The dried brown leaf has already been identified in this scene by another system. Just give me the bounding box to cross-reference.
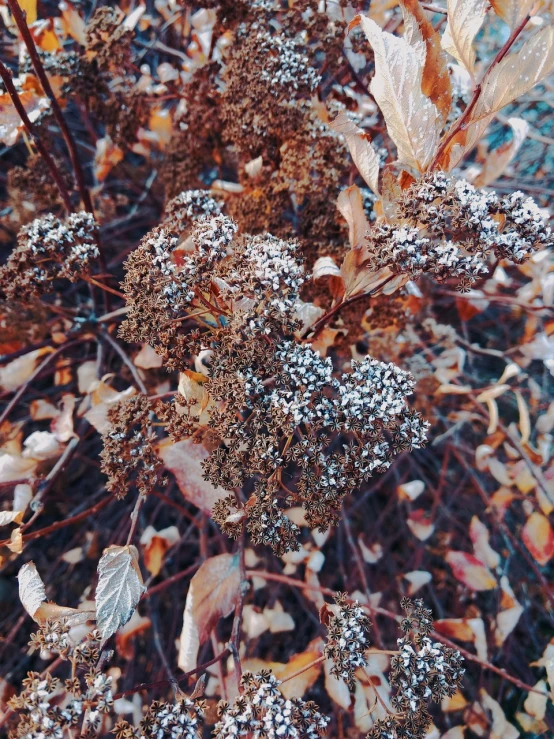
[178,553,241,672]
[441,25,554,169]
[329,113,380,194]
[17,561,46,620]
[400,0,452,124]
[490,0,534,30]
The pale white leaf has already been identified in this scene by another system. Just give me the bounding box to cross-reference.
[0,510,20,526]
[441,0,489,79]
[523,680,548,720]
[324,657,352,709]
[329,113,380,194]
[356,14,442,171]
[95,545,146,643]
[18,562,46,620]
[312,256,341,280]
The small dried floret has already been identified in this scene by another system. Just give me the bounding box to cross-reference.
[387,173,552,289]
[214,670,329,739]
[325,594,371,688]
[164,189,222,234]
[0,213,99,301]
[100,395,163,498]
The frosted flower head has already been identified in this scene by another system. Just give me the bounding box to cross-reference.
[324,594,371,689]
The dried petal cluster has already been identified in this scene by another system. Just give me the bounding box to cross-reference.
[368,173,552,291]
[100,396,164,498]
[324,593,371,688]
[214,670,329,739]
[368,598,465,739]
[0,213,98,300]
[113,698,205,739]
[120,211,428,552]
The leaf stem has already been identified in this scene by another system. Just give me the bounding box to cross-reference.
[0,59,72,212]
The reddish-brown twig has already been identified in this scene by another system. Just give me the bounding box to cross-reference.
[0,59,72,212]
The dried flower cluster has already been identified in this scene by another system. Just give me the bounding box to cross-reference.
[100,396,164,499]
[2,0,554,737]
[214,670,329,739]
[0,213,98,300]
[324,593,371,688]
[367,172,552,291]
[117,209,428,551]
[369,599,465,739]
[113,698,205,739]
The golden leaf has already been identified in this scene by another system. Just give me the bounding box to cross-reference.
[19,0,37,25]
[329,113,380,194]
[355,14,442,171]
[441,0,489,80]
[490,0,535,30]
[522,512,554,565]
[446,550,497,591]
[336,185,370,249]
[400,0,453,124]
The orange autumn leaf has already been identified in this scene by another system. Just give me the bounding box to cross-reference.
[446,551,497,591]
[522,512,554,566]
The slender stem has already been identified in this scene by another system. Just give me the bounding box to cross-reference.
[363,668,393,715]
[101,330,148,394]
[229,533,247,688]
[126,492,147,545]
[431,13,531,170]
[114,649,231,699]
[7,0,93,214]
[0,59,72,211]
[279,655,325,684]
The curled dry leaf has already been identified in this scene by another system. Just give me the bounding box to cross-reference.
[0,347,53,393]
[469,516,500,570]
[352,14,441,171]
[17,562,46,620]
[329,113,380,195]
[337,184,370,250]
[178,553,241,672]
[95,544,146,643]
[159,438,228,515]
[521,512,554,566]
[0,91,49,147]
[441,0,489,80]
[474,117,529,187]
[446,550,497,591]
[140,525,180,577]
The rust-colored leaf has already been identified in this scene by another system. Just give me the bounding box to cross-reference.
[522,512,554,566]
[400,0,452,125]
[446,550,497,591]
